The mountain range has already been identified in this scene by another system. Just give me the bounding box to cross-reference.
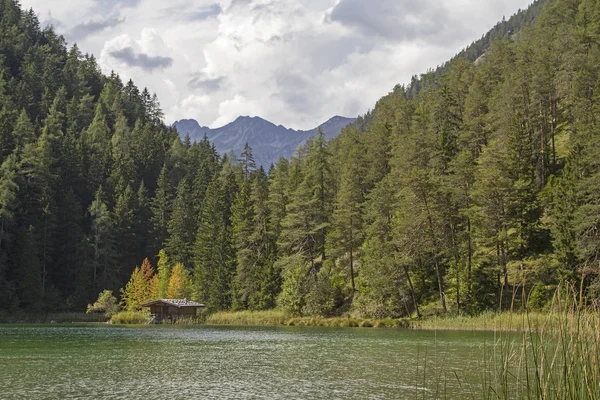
[173,115,356,167]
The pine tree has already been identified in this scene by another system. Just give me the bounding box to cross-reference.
[327,133,366,294]
[11,109,35,154]
[89,187,117,292]
[82,102,112,193]
[193,177,223,305]
[165,177,195,268]
[18,127,58,297]
[358,175,421,318]
[0,154,18,252]
[52,187,85,305]
[267,157,289,241]
[110,113,135,191]
[150,165,172,254]
[239,142,256,179]
[0,71,17,160]
[193,173,235,311]
[113,184,137,279]
[14,226,43,311]
[249,168,278,309]
[167,136,188,186]
[303,131,333,262]
[0,154,19,306]
[134,181,151,263]
[280,131,332,270]
[231,179,255,309]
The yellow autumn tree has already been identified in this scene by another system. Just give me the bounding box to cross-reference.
[120,258,155,311]
[165,263,192,299]
[156,249,171,298]
[149,274,159,300]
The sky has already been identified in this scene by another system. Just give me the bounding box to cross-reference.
[21,0,534,130]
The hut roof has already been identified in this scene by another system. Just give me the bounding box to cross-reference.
[141,299,205,308]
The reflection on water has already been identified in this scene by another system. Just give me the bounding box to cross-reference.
[0,325,502,399]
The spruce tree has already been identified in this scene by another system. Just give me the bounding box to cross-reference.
[165,177,195,268]
[113,184,137,278]
[11,109,35,154]
[239,142,256,179]
[249,168,278,309]
[14,226,43,311]
[150,165,172,254]
[89,187,117,292]
[231,179,254,309]
[0,154,18,251]
[193,173,235,311]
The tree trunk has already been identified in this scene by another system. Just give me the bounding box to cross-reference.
[435,258,447,312]
[403,265,420,318]
[450,222,461,311]
[551,98,557,169]
[349,247,355,293]
[349,217,356,293]
[467,216,472,293]
[466,186,472,295]
[422,191,447,313]
[456,263,461,311]
[42,222,47,295]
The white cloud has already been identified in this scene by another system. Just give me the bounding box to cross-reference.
[22,0,535,129]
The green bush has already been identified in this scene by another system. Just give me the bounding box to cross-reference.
[86,290,118,318]
[527,282,549,311]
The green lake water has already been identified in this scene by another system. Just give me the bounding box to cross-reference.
[0,325,506,399]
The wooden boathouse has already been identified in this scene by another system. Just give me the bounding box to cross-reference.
[141,299,205,321]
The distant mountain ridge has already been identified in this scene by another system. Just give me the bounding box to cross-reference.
[173,115,356,167]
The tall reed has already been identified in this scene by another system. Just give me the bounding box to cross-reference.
[460,283,600,399]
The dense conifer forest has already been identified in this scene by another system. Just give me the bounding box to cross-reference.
[1,0,600,318]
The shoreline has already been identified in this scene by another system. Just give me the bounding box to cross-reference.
[0,310,579,333]
[201,310,570,332]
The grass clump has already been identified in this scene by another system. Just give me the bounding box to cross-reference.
[206,310,291,326]
[204,310,409,329]
[359,319,374,327]
[412,311,556,332]
[110,310,151,324]
[164,316,205,325]
[374,318,406,328]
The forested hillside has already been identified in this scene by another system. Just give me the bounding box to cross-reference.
[2,0,600,318]
[405,0,549,99]
[0,0,180,310]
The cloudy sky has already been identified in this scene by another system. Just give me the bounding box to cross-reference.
[21,0,534,129]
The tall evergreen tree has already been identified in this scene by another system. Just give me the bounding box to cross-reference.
[150,165,172,254]
[165,177,195,268]
[231,179,255,309]
[89,187,117,293]
[239,142,256,179]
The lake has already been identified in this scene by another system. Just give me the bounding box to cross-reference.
[0,325,506,399]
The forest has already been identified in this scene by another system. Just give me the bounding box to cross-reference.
[1,0,600,319]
